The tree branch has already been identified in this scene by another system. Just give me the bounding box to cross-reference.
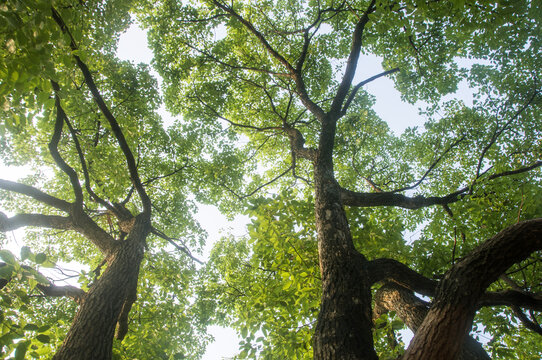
[340,187,465,209]
[50,81,84,205]
[62,106,116,213]
[1,262,85,302]
[404,218,542,360]
[341,67,399,116]
[374,282,490,360]
[36,283,85,302]
[367,257,542,313]
[391,135,466,193]
[0,212,73,232]
[511,306,542,335]
[341,159,542,209]
[51,7,152,217]
[219,165,294,201]
[284,125,318,161]
[330,0,376,115]
[473,90,538,183]
[0,179,72,212]
[212,0,325,119]
[151,227,203,265]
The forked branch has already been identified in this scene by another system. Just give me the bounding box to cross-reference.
[51,7,151,217]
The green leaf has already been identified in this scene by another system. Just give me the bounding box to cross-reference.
[15,340,29,360]
[20,246,32,261]
[0,264,13,279]
[23,323,40,331]
[35,334,51,343]
[0,250,16,265]
[34,253,46,264]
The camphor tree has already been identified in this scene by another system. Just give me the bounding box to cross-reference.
[0,0,231,359]
[140,0,542,359]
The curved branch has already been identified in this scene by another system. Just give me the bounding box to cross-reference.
[341,160,541,209]
[0,262,85,302]
[37,283,85,302]
[62,110,116,213]
[374,282,490,360]
[341,67,399,116]
[330,0,376,115]
[511,306,542,335]
[366,258,437,297]
[212,0,325,119]
[51,7,151,217]
[404,218,542,360]
[474,90,538,181]
[367,257,542,312]
[50,81,84,205]
[0,179,71,212]
[284,126,318,161]
[391,135,466,193]
[340,187,465,209]
[219,165,295,201]
[0,212,73,232]
[0,183,116,254]
[151,227,203,265]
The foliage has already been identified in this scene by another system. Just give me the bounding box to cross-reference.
[0,0,238,358]
[0,0,541,358]
[139,0,542,358]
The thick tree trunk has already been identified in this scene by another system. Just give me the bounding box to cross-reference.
[312,159,377,360]
[53,214,150,360]
[374,282,490,360]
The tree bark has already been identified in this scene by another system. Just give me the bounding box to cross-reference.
[374,282,490,360]
[52,214,150,360]
[312,144,377,359]
[403,218,542,360]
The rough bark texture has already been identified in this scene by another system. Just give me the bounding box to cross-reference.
[403,218,542,360]
[52,214,150,360]
[374,282,490,360]
[312,175,376,360]
[312,122,377,360]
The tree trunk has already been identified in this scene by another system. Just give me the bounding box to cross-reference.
[374,282,490,360]
[53,214,150,360]
[312,158,377,360]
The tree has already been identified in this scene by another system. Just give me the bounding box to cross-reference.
[140,0,542,359]
[0,1,221,358]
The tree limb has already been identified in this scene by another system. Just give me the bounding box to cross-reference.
[0,212,73,232]
[391,135,466,193]
[51,6,152,217]
[151,227,203,265]
[341,160,542,209]
[340,187,465,209]
[36,283,85,302]
[0,262,85,302]
[511,306,542,335]
[341,67,399,116]
[374,282,490,360]
[62,104,116,214]
[212,0,325,119]
[330,0,375,115]
[404,218,542,360]
[367,257,542,312]
[50,81,84,205]
[0,179,72,212]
